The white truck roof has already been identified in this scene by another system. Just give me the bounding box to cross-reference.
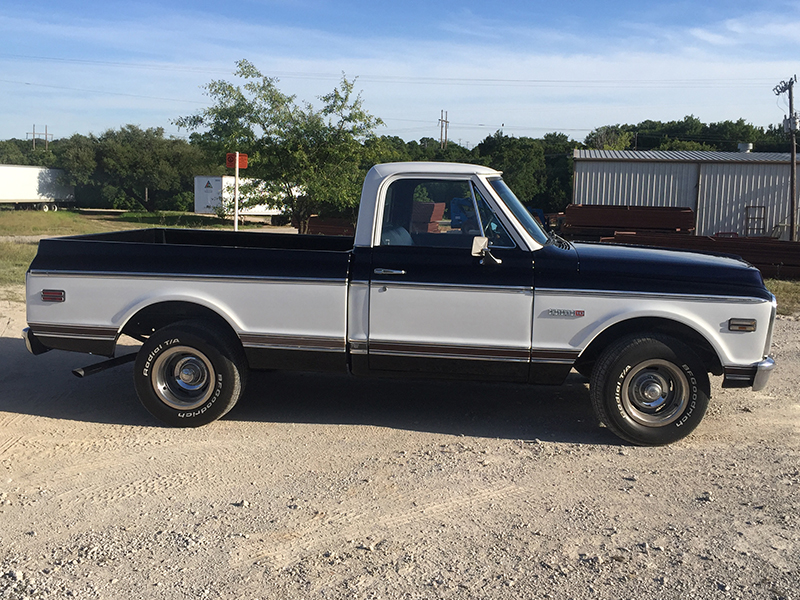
[365,161,502,178]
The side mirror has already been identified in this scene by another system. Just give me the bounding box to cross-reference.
[471,236,489,257]
[471,236,503,265]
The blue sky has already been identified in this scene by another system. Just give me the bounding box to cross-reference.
[2,1,799,147]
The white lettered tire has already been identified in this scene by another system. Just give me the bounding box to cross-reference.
[134,320,247,427]
[590,334,710,445]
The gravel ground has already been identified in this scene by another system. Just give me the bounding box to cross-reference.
[0,286,798,599]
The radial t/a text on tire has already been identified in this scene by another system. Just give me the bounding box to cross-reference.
[590,334,710,445]
[134,320,247,427]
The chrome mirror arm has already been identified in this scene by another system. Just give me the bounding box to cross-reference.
[471,236,503,265]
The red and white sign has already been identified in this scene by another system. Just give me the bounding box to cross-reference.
[226,153,248,169]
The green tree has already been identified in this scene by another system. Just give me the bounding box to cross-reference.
[0,140,29,165]
[584,125,633,150]
[366,136,411,164]
[0,138,57,167]
[536,132,578,213]
[176,60,384,233]
[476,132,546,203]
[54,126,210,210]
[655,137,716,151]
[54,134,97,185]
[606,115,787,152]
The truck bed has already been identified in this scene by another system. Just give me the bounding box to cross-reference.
[28,228,354,281]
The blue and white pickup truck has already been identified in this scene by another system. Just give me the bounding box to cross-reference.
[23,162,776,445]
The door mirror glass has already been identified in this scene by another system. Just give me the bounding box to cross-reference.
[471,236,489,257]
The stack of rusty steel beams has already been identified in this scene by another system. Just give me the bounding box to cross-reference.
[561,205,695,241]
[608,232,800,279]
[305,216,355,236]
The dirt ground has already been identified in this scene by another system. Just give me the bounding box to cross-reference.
[0,285,798,599]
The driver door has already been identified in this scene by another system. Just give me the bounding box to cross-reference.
[367,177,534,381]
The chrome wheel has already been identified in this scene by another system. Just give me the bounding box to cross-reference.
[620,359,688,427]
[151,345,216,410]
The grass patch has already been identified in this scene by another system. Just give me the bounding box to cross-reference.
[117,211,231,228]
[0,209,261,237]
[0,242,38,286]
[765,279,800,315]
[0,210,141,237]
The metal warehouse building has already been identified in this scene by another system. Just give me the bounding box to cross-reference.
[572,149,798,237]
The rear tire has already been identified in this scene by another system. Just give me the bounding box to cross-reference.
[134,320,247,427]
[590,334,709,445]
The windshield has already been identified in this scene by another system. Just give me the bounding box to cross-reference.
[488,178,550,246]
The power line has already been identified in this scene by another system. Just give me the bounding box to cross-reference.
[0,54,777,88]
[0,79,207,104]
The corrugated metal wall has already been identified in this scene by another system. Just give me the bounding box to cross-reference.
[573,161,699,209]
[695,163,791,236]
[574,158,797,236]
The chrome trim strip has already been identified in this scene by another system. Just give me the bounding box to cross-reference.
[365,341,579,364]
[28,270,346,286]
[369,341,529,362]
[530,349,581,364]
[239,333,345,353]
[536,287,769,304]
[371,281,532,294]
[29,323,118,340]
[371,349,529,363]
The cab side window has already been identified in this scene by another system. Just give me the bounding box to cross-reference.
[380,178,511,248]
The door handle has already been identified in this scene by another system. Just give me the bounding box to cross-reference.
[373,268,406,275]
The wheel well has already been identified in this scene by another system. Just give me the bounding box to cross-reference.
[575,317,723,377]
[121,301,239,344]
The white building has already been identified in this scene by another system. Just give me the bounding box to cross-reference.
[572,150,798,237]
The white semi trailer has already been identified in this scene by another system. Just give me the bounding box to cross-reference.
[0,165,74,211]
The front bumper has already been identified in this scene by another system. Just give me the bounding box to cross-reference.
[752,357,775,391]
[722,357,775,391]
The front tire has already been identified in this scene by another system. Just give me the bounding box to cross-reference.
[134,320,247,427]
[590,334,709,445]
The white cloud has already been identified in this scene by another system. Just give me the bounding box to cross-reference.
[1,3,798,144]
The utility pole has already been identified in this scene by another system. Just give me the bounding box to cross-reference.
[26,125,53,151]
[774,76,798,241]
[439,110,449,149]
